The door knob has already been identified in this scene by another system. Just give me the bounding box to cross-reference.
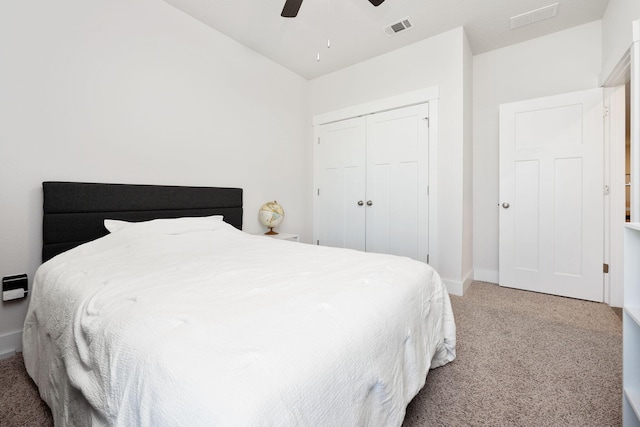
[357,200,364,206]
[366,200,373,206]
[502,202,510,209]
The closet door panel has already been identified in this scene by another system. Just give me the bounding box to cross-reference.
[316,117,366,250]
[366,104,429,261]
[368,163,391,255]
[393,163,419,258]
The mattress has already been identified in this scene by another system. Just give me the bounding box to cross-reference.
[23,217,456,426]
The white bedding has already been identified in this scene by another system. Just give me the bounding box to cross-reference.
[23,219,456,426]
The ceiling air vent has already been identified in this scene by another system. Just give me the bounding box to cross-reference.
[384,17,413,37]
[510,3,558,29]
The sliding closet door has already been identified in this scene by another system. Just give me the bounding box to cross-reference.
[315,117,366,250]
[366,104,430,261]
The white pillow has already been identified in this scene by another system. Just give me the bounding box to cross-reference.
[104,215,225,234]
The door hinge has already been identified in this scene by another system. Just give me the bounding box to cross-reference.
[427,185,429,196]
[603,263,609,273]
[427,254,430,264]
[317,188,320,196]
[317,137,321,144]
[317,240,320,245]
[603,106,609,118]
[423,117,429,127]
[604,185,610,196]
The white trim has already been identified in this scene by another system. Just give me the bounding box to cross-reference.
[312,126,321,247]
[603,88,611,305]
[427,99,439,274]
[601,50,631,87]
[312,86,439,126]
[632,22,640,223]
[443,279,464,296]
[0,329,23,359]
[443,269,473,296]
[604,86,627,307]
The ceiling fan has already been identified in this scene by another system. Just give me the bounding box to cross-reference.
[281,0,385,18]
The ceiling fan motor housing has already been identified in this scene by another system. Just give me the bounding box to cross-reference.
[281,0,385,18]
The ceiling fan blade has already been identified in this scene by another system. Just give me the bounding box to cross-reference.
[281,0,304,17]
[368,0,385,6]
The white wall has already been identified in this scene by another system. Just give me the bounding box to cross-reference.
[310,27,470,292]
[601,0,640,82]
[472,21,602,283]
[0,0,310,354]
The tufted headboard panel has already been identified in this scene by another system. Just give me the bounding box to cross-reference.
[42,182,243,262]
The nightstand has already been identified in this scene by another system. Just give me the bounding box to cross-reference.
[263,233,299,242]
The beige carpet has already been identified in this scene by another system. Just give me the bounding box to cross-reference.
[0,281,621,426]
[0,351,52,426]
[404,282,622,426]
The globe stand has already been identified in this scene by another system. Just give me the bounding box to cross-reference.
[265,227,278,235]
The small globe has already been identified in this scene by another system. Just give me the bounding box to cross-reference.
[259,201,284,234]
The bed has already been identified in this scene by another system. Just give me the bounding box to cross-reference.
[23,182,456,426]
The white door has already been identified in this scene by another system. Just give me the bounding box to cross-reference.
[499,88,604,302]
[366,104,429,261]
[315,116,366,250]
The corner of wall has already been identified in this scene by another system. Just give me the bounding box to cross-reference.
[462,25,474,281]
[443,269,473,296]
[473,268,499,284]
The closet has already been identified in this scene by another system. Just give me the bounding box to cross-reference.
[313,103,430,263]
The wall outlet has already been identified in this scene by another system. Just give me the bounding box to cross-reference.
[3,288,26,301]
[2,274,28,301]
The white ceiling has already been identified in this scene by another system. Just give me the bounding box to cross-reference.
[162,0,609,80]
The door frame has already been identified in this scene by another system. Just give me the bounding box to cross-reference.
[603,85,626,307]
[601,19,639,307]
[312,87,440,270]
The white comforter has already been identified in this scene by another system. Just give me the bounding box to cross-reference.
[23,218,456,426]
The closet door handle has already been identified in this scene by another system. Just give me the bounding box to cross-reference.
[366,200,373,206]
[357,200,364,206]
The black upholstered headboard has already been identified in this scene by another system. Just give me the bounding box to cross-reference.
[42,182,243,262]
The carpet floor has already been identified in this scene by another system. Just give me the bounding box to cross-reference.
[0,281,622,426]
[404,281,622,426]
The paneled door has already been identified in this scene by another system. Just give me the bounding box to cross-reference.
[315,116,367,251]
[314,103,429,262]
[366,104,429,261]
[499,88,604,302]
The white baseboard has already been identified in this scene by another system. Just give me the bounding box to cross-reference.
[0,329,23,359]
[473,268,499,284]
[443,270,473,296]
